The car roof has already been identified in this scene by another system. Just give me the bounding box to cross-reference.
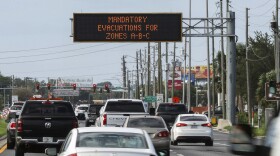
[179,114,207,117]
[106,99,143,102]
[77,127,145,134]
[128,115,163,119]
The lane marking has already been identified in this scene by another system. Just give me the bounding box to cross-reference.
[0,144,7,154]
[214,143,230,147]
[177,154,184,156]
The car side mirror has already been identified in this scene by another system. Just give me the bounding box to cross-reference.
[229,124,256,155]
[45,148,57,156]
[149,108,155,115]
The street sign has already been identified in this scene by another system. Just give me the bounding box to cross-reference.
[157,94,164,103]
[53,89,79,97]
[172,96,180,103]
[265,82,280,101]
[73,13,182,42]
[258,108,263,116]
[143,96,157,102]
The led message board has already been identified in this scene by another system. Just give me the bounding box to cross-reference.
[73,13,182,42]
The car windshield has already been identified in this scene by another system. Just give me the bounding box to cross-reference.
[21,101,75,116]
[127,118,165,128]
[180,116,207,121]
[78,106,88,110]
[157,104,187,113]
[10,106,22,110]
[105,101,145,112]
[77,132,148,149]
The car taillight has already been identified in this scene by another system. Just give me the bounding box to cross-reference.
[201,123,212,128]
[17,119,23,132]
[67,153,77,156]
[10,122,16,129]
[156,131,169,137]
[176,123,188,127]
[103,114,107,125]
[73,120,78,128]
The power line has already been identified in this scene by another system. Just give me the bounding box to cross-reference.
[0,44,133,64]
[0,43,77,53]
[251,0,273,9]
[0,44,106,59]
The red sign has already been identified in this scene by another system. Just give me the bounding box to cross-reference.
[168,80,182,90]
[172,97,180,103]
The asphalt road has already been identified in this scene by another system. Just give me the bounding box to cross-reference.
[0,121,235,156]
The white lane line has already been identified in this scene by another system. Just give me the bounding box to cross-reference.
[214,143,230,147]
[177,154,184,156]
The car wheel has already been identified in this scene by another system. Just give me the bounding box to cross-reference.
[205,140,213,146]
[15,145,25,156]
[7,139,14,149]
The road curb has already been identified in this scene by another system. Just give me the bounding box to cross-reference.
[0,135,7,149]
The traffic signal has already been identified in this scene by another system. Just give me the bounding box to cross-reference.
[47,83,51,90]
[105,84,110,93]
[93,84,97,93]
[269,81,276,98]
[73,84,76,90]
[36,84,40,90]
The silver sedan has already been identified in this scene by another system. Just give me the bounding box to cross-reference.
[123,115,170,156]
[45,127,158,156]
[170,114,213,146]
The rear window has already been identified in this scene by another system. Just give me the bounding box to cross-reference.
[89,105,103,114]
[180,116,207,121]
[77,132,148,149]
[157,104,187,113]
[127,118,165,128]
[105,101,145,112]
[21,101,74,116]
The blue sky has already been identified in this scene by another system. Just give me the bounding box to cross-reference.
[0,0,275,86]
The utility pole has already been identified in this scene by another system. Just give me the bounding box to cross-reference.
[246,8,252,125]
[165,42,169,102]
[11,75,14,96]
[127,70,130,98]
[153,46,156,97]
[172,42,176,98]
[147,42,151,97]
[220,0,226,119]
[182,38,187,104]
[158,42,162,94]
[276,0,280,110]
[188,0,192,111]
[212,19,216,116]
[206,0,211,119]
[140,50,144,99]
[226,11,236,125]
[136,51,140,99]
[122,56,126,98]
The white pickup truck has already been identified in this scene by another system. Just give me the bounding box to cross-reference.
[96,99,149,127]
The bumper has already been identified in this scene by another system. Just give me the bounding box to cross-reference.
[174,129,213,143]
[152,138,170,150]
[16,137,64,153]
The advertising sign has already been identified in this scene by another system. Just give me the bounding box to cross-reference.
[73,13,182,42]
[53,89,80,97]
[168,80,182,90]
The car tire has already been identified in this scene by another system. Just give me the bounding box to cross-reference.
[15,145,25,156]
[205,140,213,146]
[7,139,15,149]
[171,140,178,146]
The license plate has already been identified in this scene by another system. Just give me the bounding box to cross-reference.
[43,137,53,143]
[89,120,94,122]
[191,125,198,129]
